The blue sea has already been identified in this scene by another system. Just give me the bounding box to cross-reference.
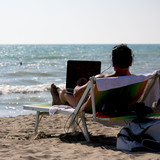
[0,44,160,117]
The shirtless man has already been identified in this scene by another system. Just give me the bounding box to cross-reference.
[51,44,133,107]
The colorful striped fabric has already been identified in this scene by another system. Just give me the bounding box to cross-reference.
[95,112,160,121]
[84,80,148,115]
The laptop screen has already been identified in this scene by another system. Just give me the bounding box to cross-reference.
[66,60,101,92]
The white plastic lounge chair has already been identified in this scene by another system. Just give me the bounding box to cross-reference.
[23,70,160,141]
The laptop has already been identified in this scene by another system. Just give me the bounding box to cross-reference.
[66,60,101,94]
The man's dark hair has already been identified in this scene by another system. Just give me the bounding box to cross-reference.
[112,44,133,68]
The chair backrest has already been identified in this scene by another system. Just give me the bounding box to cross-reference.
[84,80,148,114]
[83,70,160,117]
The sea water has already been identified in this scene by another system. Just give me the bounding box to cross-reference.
[0,44,160,117]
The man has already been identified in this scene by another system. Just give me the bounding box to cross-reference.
[51,44,133,107]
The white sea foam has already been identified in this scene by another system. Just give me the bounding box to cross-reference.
[0,84,65,95]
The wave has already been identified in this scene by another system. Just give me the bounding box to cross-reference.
[0,84,65,95]
[6,71,52,77]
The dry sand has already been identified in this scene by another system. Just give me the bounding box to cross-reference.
[0,114,160,160]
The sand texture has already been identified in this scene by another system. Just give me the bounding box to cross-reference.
[0,114,160,160]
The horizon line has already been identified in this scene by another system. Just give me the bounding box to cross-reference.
[0,43,160,45]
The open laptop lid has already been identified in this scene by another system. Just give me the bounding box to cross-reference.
[66,60,101,93]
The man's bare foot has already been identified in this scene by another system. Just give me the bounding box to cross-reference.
[50,84,62,105]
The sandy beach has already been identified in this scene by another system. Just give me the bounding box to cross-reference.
[0,114,159,160]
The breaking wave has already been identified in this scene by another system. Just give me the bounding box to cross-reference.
[0,84,65,95]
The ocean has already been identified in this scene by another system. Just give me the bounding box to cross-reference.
[0,44,160,117]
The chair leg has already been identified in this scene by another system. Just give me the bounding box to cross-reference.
[72,116,79,132]
[81,115,91,142]
[35,111,40,135]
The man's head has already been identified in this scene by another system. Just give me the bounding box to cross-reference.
[111,44,133,68]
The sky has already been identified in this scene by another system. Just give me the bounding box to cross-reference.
[0,0,160,44]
